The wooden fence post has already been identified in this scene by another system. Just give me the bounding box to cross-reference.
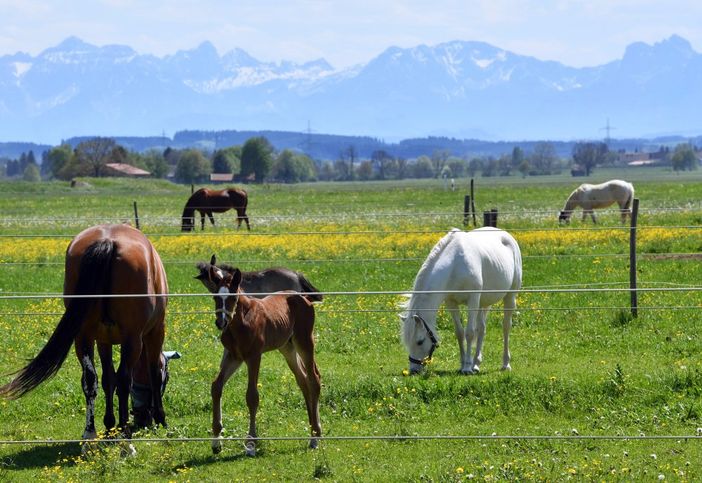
[133,201,140,230]
[191,184,194,194]
[483,209,498,227]
[629,198,639,318]
[464,195,471,226]
[470,178,477,227]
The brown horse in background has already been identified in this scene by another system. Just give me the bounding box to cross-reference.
[181,187,250,231]
[198,263,321,457]
[0,224,168,447]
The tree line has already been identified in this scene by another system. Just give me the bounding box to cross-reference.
[1,137,699,183]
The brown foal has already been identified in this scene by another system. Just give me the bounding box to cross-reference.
[199,264,321,456]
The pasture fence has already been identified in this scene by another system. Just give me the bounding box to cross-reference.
[1,433,701,447]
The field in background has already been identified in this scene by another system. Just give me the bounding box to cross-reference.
[0,170,700,481]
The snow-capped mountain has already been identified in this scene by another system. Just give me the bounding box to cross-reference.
[1,35,700,143]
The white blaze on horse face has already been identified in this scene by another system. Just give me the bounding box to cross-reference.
[215,286,236,329]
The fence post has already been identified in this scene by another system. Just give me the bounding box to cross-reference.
[191,184,194,194]
[490,208,498,227]
[463,195,471,226]
[133,201,140,230]
[470,178,477,227]
[629,198,639,318]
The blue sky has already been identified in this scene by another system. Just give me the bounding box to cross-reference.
[1,0,700,68]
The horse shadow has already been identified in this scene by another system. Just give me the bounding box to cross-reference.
[2,443,81,470]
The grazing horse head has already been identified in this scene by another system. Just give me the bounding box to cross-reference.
[558,210,572,224]
[400,313,439,374]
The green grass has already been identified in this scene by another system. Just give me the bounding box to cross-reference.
[0,171,701,481]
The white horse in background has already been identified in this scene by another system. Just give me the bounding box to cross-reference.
[559,179,635,224]
[400,227,522,375]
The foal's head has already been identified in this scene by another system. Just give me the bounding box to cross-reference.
[196,255,243,330]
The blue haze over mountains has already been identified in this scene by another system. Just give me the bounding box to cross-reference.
[1,35,701,151]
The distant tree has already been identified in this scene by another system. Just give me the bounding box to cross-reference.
[518,159,530,178]
[430,149,450,178]
[511,147,525,172]
[529,142,558,175]
[481,158,498,177]
[212,147,241,174]
[241,137,274,182]
[23,163,41,182]
[74,137,120,177]
[411,156,434,178]
[467,158,483,177]
[498,154,512,176]
[344,145,357,181]
[671,143,698,171]
[396,157,409,180]
[447,158,466,178]
[318,161,336,181]
[133,149,169,178]
[357,160,373,180]
[271,149,317,183]
[175,149,211,183]
[371,150,394,180]
[572,142,608,176]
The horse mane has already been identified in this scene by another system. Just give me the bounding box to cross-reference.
[400,228,460,347]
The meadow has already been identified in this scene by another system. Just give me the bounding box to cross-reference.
[0,168,701,481]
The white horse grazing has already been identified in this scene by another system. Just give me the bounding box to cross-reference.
[400,227,522,375]
[559,179,635,224]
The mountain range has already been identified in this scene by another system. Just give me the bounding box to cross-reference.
[1,35,701,144]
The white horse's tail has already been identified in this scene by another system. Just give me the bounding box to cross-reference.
[624,183,635,210]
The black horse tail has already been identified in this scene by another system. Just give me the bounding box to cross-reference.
[181,204,195,232]
[0,239,115,399]
[297,273,323,303]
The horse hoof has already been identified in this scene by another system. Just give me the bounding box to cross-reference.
[211,436,223,454]
[309,438,319,450]
[460,368,473,375]
[244,444,256,457]
[120,442,137,458]
[501,364,512,372]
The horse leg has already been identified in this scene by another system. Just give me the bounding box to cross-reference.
[142,325,166,427]
[244,355,262,457]
[211,349,242,454]
[285,338,322,449]
[207,212,215,227]
[97,343,116,430]
[472,308,489,373]
[116,339,142,437]
[200,211,206,230]
[446,302,468,373]
[236,209,250,231]
[463,294,481,375]
[501,293,516,371]
[76,340,98,442]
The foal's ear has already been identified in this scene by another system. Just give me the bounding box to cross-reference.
[194,262,218,293]
[210,254,217,266]
[231,268,243,289]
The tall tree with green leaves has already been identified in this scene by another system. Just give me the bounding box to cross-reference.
[671,143,698,171]
[572,142,608,176]
[241,137,274,182]
[175,149,211,183]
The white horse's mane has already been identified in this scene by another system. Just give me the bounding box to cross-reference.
[400,228,460,346]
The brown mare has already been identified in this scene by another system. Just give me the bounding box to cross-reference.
[0,224,168,447]
[181,187,250,232]
[198,263,321,456]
